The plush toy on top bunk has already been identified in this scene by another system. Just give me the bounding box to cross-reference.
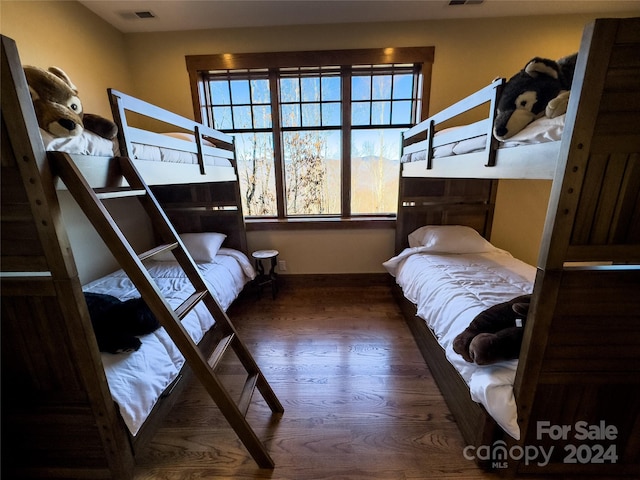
[23,65,117,140]
[453,295,531,365]
[493,53,577,140]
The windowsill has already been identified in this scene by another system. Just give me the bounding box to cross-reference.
[245,216,396,231]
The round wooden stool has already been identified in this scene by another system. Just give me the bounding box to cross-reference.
[251,249,279,299]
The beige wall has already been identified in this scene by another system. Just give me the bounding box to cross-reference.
[121,14,608,118]
[3,1,638,276]
[1,0,134,118]
[492,179,554,265]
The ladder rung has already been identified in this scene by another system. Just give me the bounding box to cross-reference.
[138,242,179,261]
[174,289,208,320]
[238,373,259,417]
[95,187,147,200]
[207,333,235,370]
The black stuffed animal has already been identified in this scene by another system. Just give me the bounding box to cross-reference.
[453,295,531,365]
[493,53,577,140]
[84,293,161,354]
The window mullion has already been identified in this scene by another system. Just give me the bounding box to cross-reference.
[368,70,374,125]
[389,65,395,123]
[228,76,236,130]
[417,63,429,122]
[269,68,286,219]
[201,72,213,126]
[248,74,255,130]
[297,73,303,128]
[341,66,351,218]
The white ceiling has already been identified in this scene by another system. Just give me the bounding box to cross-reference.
[78,0,640,33]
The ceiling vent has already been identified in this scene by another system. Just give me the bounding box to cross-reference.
[449,0,484,5]
[134,11,156,19]
[118,10,156,20]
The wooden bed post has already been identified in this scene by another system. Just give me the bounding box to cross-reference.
[1,34,135,480]
[512,17,640,477]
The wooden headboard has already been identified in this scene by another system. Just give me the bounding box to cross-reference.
[394,176,498,253]
[151,182,248,254]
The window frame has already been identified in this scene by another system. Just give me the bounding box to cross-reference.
[186,47,434,229]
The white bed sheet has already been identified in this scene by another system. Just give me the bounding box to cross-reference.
[384,248,536,440]
[131,142,232,167]
[42,128,119,156]
[82,248,255,436]
[402,114,565,163]
[42,128,232,167]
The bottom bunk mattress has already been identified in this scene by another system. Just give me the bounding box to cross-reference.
[384,228,535,440]
[82,247,255,436]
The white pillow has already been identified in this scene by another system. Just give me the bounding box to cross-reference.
[154,232,226,261]
[407,225,497,253]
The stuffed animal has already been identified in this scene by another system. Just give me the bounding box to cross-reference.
[493,53,577,140]
[84,293,161,354]
[453,295,531,365]
[23,65,117,140]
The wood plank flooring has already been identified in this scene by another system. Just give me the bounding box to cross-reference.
[132,275,499,479]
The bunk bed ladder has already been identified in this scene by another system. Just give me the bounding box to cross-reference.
[49,152,283,469]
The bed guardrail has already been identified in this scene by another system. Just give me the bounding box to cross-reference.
[403,78,504,169]
[108,88,236,175]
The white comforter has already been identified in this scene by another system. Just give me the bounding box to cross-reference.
[41,128,232,167]
[402,114,565,163]
[384,248,536,439]
[83,249,255,435]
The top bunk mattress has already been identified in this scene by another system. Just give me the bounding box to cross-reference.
[401,114,565,163]
[42,128,232,167]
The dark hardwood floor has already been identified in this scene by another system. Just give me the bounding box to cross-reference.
[133,275,499,479]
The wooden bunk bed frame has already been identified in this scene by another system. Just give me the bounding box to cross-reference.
[2,34,133,479]
[394,17,640,477]
[1,34,269,479]
[108,88,248,255]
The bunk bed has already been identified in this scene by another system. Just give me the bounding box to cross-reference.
[388,17,640,477]
[1,34,266,479]
[66,86,257,451]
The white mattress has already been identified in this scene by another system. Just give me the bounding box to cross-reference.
[82,248,255,435]
[130,142,232,167]
[384,248,536,440]
[402,114,565,163]
[42,128,232,167]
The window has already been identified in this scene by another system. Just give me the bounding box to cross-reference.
[186,48,433,224]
